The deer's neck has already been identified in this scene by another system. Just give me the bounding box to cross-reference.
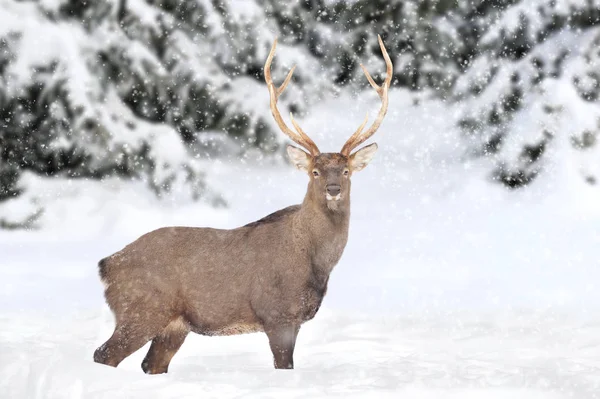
[297,190,350,278]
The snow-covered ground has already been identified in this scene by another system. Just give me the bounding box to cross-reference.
[2,91,600,397]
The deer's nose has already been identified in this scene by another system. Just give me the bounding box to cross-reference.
[326,184,341,196]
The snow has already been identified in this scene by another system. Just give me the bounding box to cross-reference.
[2,89,600,397]
[456,23,600,183]
[2,0,600,396]
[0,2,91,104]
[2,309,599,398]
[482,0,600,44]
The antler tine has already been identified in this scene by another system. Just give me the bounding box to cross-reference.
[360,65,380,93]
[264,38,320,156]
[289,112,318,149]
[341,113,369,154]
[277,65,296,96]
[341,34,393,156]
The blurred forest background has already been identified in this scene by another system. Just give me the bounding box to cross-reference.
[0,0,599,229]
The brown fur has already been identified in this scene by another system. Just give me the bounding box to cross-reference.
[93,152,366,372]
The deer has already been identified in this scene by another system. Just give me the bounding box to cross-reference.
[93,35,392,373]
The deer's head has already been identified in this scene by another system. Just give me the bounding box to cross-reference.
[264,36,392,211]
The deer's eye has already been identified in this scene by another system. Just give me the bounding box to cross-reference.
[343,169,349,176]
[312,170,320,177]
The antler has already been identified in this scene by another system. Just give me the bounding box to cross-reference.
[340,35,393,157]
[264,38,320,156]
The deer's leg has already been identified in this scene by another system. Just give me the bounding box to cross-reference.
[141,319,189,374]
[265,324,300,369]
[94,324,155,367]
[94,309,171,368]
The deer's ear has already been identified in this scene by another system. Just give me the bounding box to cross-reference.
[287,145,312,172]
[349,143,378,172]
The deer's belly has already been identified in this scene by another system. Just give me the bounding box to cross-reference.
[207,322,264,336]
[185,300,263,336]
[189,318,264,336]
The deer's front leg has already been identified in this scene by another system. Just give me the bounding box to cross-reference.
[265,324,300,369]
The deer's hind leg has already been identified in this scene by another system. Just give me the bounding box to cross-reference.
[141,317,190,374]
[94,300,173,368]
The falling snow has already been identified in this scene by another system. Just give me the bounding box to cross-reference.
[1,0,600,398]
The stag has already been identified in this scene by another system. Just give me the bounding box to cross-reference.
[94,35,393,372]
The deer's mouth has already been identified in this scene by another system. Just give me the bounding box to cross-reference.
[326,193,341,201]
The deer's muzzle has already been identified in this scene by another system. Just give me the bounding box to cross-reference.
[326,184,342,201]
[326,184,341,196]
